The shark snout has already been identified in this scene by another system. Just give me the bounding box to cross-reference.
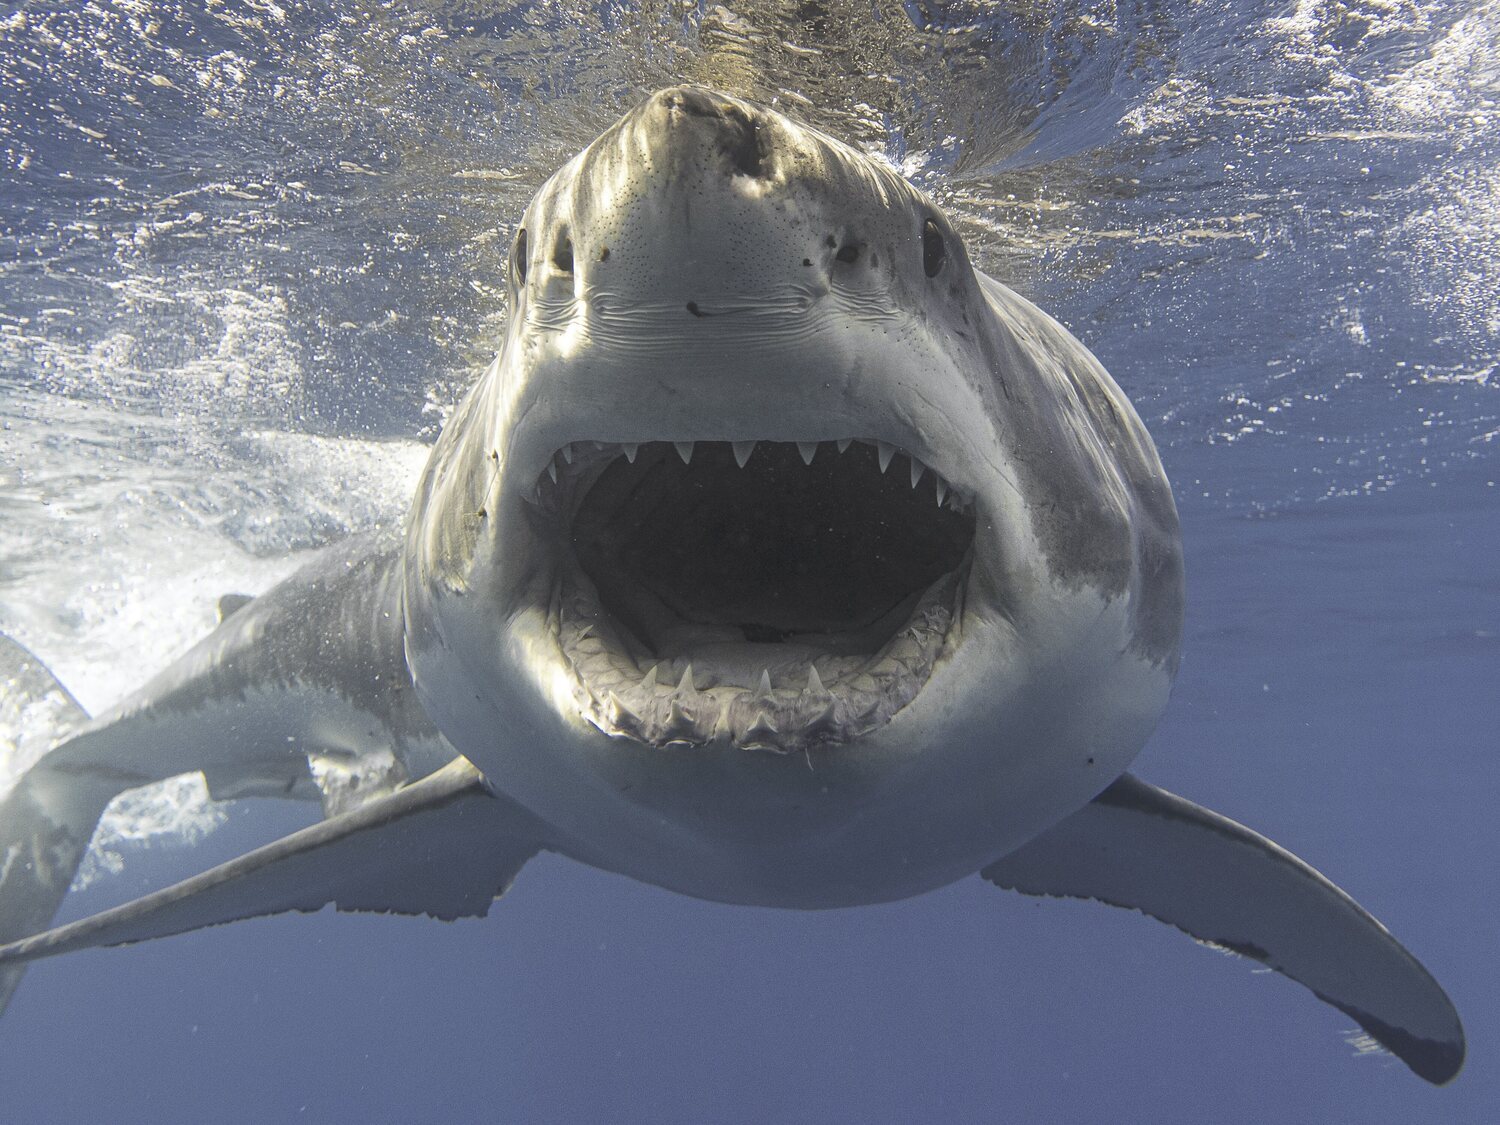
[512,86,938,315]
[647,85,772,181]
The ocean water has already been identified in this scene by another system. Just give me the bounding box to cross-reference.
[0,1,1495,1121]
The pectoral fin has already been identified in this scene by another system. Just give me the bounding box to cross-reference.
[981,773,1464,1085]
[1,635,98,1013]
[0,757,539,969]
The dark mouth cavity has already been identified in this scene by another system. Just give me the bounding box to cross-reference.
[575,440,970,651]
[532,439,976,750]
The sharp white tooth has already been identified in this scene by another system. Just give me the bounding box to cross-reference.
[547,460,558,483]
[910,458,924,488]
[592,441,606,451]
[806,698,838,731]
[639,664,658,692]
[935,478,948,506]
[622,443,638,463]
[804,665,826,696]
[674,441,694,464]
[877,442,895,473]
[757,669,773,699]
[732,440,756,468]
[836,437,852,454]
[561,445,574,464]
[607,692,639,727]
[746,710,779,736]
[663,700,698,740]
[677,664,696,694]
[797,441,818,465]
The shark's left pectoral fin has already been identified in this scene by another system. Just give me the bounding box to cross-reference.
[0,758,539,969]
[982,773,1464,1084]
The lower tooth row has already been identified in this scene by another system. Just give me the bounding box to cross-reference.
[559,567,957,750]
[564,639,945,751]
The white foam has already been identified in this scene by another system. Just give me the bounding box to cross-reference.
[1401,162,1500,343]
[1371,1,1498,126]
[2,382,429,872]
[74,774,229,890]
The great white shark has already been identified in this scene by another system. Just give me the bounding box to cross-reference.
[0,87,1464,1083]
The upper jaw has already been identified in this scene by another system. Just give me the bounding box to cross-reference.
[522,435,974,514]
[514,435,979,754]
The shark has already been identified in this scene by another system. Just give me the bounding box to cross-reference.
[0,86,1464,1083]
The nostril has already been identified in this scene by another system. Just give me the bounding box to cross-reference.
[553,233,574,274]
[835,244,859,265]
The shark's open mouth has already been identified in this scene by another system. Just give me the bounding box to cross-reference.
[529,439,975,751]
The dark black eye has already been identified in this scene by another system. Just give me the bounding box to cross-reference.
[512,228,528,283]
[922,219,946,278]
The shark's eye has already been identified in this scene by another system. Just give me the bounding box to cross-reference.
[922,219,946,278]
[512,228,529,284]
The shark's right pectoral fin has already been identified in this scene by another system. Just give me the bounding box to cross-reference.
[0,757,539,973]
[981,773,1465,1085]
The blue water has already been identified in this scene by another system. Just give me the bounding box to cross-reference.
[1,1,1495,1120]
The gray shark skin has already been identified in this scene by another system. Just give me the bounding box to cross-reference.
[0,88,1463,1084]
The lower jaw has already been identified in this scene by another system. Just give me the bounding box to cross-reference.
[551,562,969,753]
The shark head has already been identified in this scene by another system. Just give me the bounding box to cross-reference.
[403,87,1184,905]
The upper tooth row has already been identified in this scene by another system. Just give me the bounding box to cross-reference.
[541,439,965,504]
